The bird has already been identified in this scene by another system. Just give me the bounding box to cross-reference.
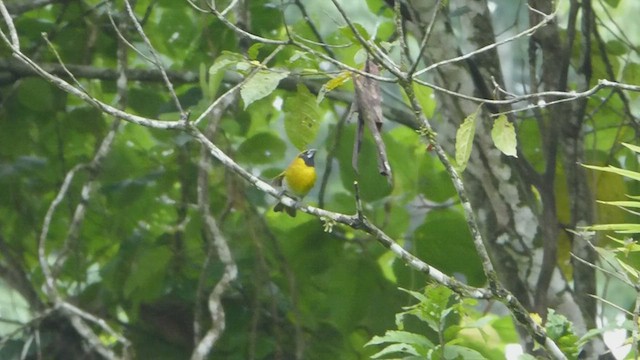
[273,149,317,217]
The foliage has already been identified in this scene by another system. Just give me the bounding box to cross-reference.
[0,0,639,359]
[365,285,514,359]
[581,143,640,359]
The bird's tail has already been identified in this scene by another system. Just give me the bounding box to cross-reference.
[274,202,296,217]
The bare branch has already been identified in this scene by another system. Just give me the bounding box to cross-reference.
[0,0,20,48]
[329,0,404,78]
[413,5,557,78]
[401,81,566,359]
[191,173,238,360]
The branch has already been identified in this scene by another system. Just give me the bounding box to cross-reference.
[402,69,568,360]
[413,5,557,78]
[193,86,236,347]
[5,0,57,15]
[122,0,185,114]
[191,164,239,359]
[0,58,198,84]
[187,124,489,299]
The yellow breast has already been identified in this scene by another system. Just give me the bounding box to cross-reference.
[283,158,317,197]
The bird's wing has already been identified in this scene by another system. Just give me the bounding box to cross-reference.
[271,172,285,187]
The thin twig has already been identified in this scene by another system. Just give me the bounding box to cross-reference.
[407,0,442,76]
[195,44,285,125]
[123,0,184,114]
[0,0,19,47]
[413,5,557,78]
[329,0,403,78]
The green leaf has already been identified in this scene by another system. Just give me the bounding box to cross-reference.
[370,343,421,358]
[208,52,245,98]
[605,40,628,56]
[284,84,321,150]
[622,142,640,154]
[606,235,640,252]
[241,69,289,109]
[317,71,351,104]
[491,115,518,158]
[123,246,172,300]
[414,210,485,286]
[582,164,640,182]
[237,132,286,164]
[339,23,371,43]
[354,48,368,65]
[517,355,538,360]
[585,223,640,233]
[597,200,640,208]
[617,258,639,279]
[366,330,434,349]
[412,83,436,118]
[602,0,620,7]
[398,288,428,303]
[17,78,54,112]
[247,43,264,60]
[442,345,488,359]
[622,63,640,89]
[455,108,478,171]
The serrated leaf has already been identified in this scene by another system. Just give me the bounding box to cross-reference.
[491,115,518,158]
[455,109,478,171]
[284,83,320,150]
[240,69,289,109]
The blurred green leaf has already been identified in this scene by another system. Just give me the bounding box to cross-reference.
[123,245,172,300]
[414,210,485,286]
[584,223,640,233]
[605,40,628,55]
[237,132,286,164]
[583,164,640,182]
[241,69,289,109]
[247,43,264,60]
[284,83,321,150]
[17,78,54,112]
[336,125,393,202]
